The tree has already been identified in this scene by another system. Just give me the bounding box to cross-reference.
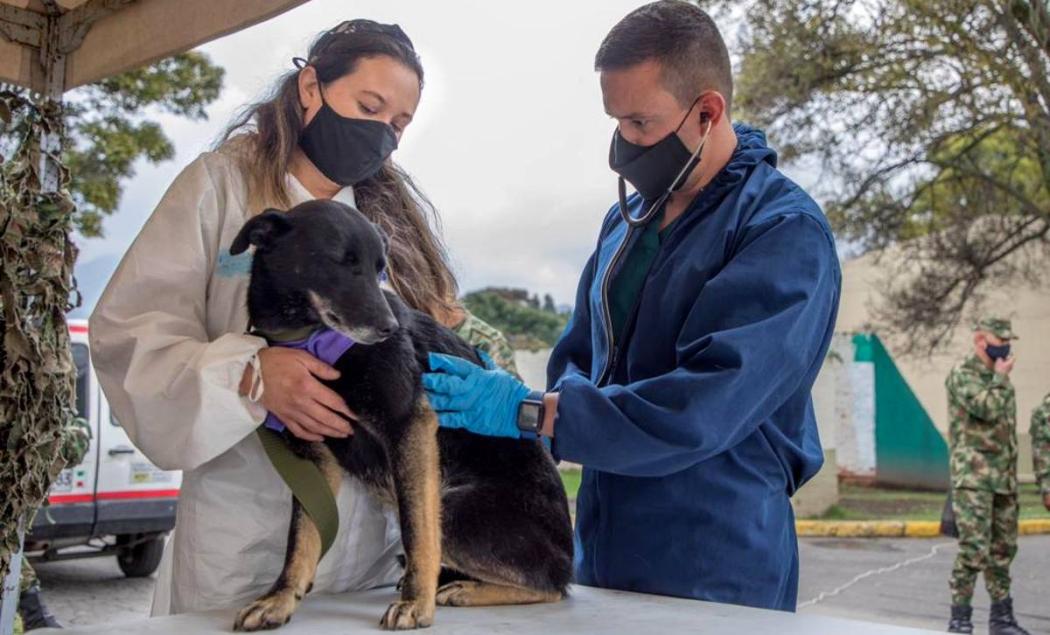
[1,52,224,237]
[543,293,557,313]
[463,288,569,350]
[720,0,1050,352]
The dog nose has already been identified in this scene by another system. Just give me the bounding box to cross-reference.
[377,318,400,338]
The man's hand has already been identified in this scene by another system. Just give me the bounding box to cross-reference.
[994,355,1015,376]
[243,347,356,442]
[422,353,531,439]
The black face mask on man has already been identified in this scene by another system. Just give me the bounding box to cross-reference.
[299,92,398,186]
[609,95,712,227]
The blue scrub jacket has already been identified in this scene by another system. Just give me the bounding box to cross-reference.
[547,124,841,611]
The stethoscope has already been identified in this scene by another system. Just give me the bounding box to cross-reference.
[618,119,713,228]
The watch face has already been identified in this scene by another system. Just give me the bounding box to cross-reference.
[517,401,542,432]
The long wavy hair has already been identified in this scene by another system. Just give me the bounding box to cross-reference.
[219,23,458,318]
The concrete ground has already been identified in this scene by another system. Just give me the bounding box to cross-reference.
[30,536,1050,633]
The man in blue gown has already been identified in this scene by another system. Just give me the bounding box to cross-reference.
[422,1,841,611]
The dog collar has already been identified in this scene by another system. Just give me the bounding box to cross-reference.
[251,325,318,343]
[258,328,356,434]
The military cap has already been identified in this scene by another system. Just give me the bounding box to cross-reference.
[974,316,1017,340]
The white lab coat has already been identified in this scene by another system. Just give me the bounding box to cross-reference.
[89,148,402,616]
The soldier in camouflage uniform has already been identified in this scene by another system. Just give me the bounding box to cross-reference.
[1032,393,1050,512]
[945,317,1029,635]
[18,416,92,631]
[453,309,520,379]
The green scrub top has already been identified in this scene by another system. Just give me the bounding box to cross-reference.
[608,208,675,345]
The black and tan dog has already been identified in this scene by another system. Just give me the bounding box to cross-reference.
[229,200,573,631]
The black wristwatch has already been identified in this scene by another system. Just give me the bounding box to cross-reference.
[516,391,546,438]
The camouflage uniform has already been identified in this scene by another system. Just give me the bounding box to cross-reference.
[19,558,38,594]
[1033,393,1050,498]
[945,317,1019,607]
[58,416,92,471]
[20,416,92,593]
[454,310,520,379]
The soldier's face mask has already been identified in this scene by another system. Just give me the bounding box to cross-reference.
[985,342,1011,361]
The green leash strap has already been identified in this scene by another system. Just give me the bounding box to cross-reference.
[256,427,339,560]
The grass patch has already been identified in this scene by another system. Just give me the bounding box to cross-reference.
[560,468,581,502]
[805,482,1050,521]
[560,470,1048,523]
[815,504,851,520]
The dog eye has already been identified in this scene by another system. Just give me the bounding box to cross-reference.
[376,259,385,272]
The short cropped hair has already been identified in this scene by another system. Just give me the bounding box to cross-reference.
[595,1,733,112]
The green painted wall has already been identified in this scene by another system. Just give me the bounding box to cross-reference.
[858,334,950,490]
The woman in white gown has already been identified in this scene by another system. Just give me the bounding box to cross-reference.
[89,19,511,616]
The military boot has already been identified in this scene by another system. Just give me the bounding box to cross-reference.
[989,597,1030,635]
[947,604,973,633]
[17,583,62,630]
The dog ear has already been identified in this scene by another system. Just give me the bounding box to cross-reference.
[372,222,390,254]
[230,209,291,255]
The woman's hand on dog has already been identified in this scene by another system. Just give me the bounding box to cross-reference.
[244,347,356,441]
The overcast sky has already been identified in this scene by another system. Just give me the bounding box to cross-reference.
[74,0,810,311]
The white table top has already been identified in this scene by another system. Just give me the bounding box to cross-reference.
[57,584,942,634]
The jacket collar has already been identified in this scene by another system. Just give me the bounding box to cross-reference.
[286,172,357,208]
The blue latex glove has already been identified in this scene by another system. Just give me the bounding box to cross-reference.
[422,352,531,438]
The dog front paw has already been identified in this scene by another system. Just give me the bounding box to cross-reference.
[234,590,299,631]
[380,599,434,630]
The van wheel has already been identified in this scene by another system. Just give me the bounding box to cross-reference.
[116,535,164,577]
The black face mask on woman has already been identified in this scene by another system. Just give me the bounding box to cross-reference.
[609,95,711,227]
[299,93,398,186]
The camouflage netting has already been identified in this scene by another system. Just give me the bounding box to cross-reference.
[0,89,80,583]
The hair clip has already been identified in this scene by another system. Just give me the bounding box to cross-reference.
[317,19,415,52]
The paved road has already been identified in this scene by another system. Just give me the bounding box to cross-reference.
[30,556,154,628]
[32,536,1050,632]
[798,535,1050,634]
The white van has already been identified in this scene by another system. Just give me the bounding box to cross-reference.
[25,319,182,577]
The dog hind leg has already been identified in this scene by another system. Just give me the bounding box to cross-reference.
[234,444,344,631]
[436,580,563,607]
[436,479,572,609]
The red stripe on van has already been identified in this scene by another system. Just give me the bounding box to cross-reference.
[47,494,94,504]
[48,489,179,504]
[69,325,88,334]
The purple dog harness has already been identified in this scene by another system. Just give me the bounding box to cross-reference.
[262,328,355,433]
